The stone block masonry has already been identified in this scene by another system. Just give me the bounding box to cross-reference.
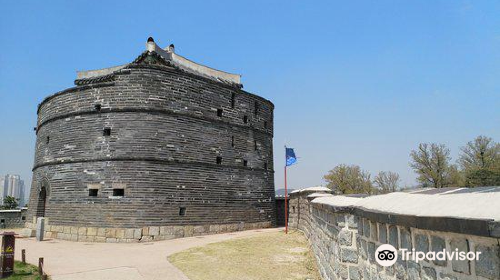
[289,188,500,280]
[25,219,270,243]
[24,38,275,242]
[0,208,28,228]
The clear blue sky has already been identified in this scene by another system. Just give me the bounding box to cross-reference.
[1,0,499,191]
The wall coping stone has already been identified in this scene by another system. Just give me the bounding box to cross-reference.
[311,197,500,238]
[290,186,331,195]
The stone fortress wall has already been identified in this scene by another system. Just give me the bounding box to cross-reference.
[0,208,28,229]
[289,187,500,280]
[25,38,275,242]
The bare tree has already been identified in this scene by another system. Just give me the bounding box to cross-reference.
[324,164,374,194]
[374,171,400,193]
[410,143,452,188]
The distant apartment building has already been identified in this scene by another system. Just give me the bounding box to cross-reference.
[0,177,4,202]
[2,174,26,206]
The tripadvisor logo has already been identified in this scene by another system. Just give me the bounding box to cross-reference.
[375,244,482,267]
[375,244,398,266]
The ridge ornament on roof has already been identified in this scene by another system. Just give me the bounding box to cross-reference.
[75,37,242,88]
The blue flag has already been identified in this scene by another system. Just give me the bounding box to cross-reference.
[286,148,297,166]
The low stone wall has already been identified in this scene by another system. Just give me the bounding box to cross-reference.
[0,209,28,229]
[24,219,271,243]
[289,191,500,280]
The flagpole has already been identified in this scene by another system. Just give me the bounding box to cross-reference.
[285,166,289,234]
[284,150,288,234]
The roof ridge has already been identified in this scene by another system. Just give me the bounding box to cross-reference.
[74,38,243,88]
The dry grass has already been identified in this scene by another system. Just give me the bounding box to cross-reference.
[168,230,320,280]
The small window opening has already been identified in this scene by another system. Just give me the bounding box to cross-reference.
[254,101,259,116]
[231,93,236,108]
[217,108,223,117]
[243,160,248,167]
[231,136,235,147]
[179,207,186,216]
[216,156,222,165]
[113,188,124,197]
[243,116,248,124]
[95,104,102,111]
[0,219,4,223]
[292,206,296,213]
[46,136,50,144]
[264,162,268,170]
[103,128,111,136]
[254,140,258,151]
[264,121,268,129]
[22,216,26,221]
[89,189,98,197]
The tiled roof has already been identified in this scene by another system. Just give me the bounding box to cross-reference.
[74,38,243,89]
[74,73,115,86]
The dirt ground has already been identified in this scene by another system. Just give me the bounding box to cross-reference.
[168,230,320,280]
[11,227,282,280]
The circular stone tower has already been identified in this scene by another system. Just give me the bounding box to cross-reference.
[25,38,275,242]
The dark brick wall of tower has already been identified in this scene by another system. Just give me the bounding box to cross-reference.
[27,62,275,231]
